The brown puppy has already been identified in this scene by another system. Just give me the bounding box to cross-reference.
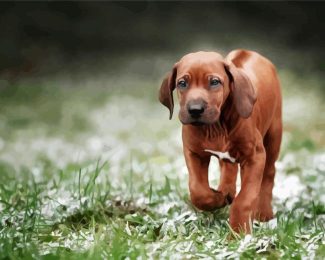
[159,50,282,233]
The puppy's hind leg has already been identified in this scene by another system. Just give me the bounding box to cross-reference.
[254,118,282,221]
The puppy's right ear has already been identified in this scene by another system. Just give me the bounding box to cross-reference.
[159,64,178,119]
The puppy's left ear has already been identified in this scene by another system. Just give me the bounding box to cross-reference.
[225,62,257,118]
[159,64,178,119]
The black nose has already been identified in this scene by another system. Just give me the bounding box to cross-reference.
[187,100,206,118]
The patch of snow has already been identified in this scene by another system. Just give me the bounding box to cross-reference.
[274,174,305,203]
[238,234,253,252]
[155,201,179,215]
[255,236,276,254]
[175,211,198,222]
[313,153,325,172]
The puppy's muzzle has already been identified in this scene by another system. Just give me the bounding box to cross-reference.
[187,99,207,118]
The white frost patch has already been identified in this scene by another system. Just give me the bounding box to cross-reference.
[204,149,236,163]
[272,153,309,209]
[175,211,198,222]
[39,229,96,255]
[255,218,278,230]
[160,219,177,234]
[238,234,253,252]
[255,236,276,253]
[313,153,325,172]
[267,218,278,229]
[155,201,179,215]
[0,136,88,170]
[273,174,305,209]
[0,96,182,182]
[41,189,85,221]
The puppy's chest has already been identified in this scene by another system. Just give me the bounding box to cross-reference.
[190,132,238,163]
[203,136,237,163]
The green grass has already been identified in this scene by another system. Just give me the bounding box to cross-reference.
[0,55,325,259]
[0,154,324,259]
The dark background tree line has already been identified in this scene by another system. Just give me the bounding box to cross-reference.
[0,2,324,81]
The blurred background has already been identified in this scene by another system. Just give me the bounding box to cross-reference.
[0,1,324,170]
[0,2,324,77]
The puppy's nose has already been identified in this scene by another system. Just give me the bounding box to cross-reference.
[187,100,206,118]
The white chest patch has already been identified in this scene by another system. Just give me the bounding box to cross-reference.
[204,149,236,163]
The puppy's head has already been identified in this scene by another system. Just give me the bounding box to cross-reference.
[159,51,256,125]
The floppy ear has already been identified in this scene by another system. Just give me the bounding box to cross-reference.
[159,64,177,119]
[225,62,257,118]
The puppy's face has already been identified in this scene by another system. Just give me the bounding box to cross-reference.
[159,51,256,124]
[176,52,230,125]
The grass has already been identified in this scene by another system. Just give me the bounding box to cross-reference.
[0,155,324,259]
[0,54,325,259]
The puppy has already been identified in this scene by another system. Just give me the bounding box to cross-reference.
[159,50,282,233]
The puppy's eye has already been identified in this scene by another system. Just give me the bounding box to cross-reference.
[210,78,221,88]
[177,79,187,89]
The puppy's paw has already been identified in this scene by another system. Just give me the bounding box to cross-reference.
[216,186,236,205]
[190,188,229,211]
[254,208,274,222]
[210,188,230,208]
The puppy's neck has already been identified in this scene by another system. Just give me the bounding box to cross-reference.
[200,122,227,140]
[185,122,227,142]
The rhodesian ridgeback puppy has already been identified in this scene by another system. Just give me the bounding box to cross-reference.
[159,50,282,233]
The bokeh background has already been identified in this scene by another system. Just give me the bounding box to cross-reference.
[0,2,325,258]
[1,1,324,166]
[1,2,325,79]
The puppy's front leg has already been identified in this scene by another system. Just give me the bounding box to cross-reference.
[184,147,227,211]
[229,140,266,233]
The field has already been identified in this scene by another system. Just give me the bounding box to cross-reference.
[0,51,325,259]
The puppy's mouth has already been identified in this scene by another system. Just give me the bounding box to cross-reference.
[180,118,219,126]
[190,121,205,126]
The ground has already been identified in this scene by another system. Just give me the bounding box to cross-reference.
[0,52,324,259]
